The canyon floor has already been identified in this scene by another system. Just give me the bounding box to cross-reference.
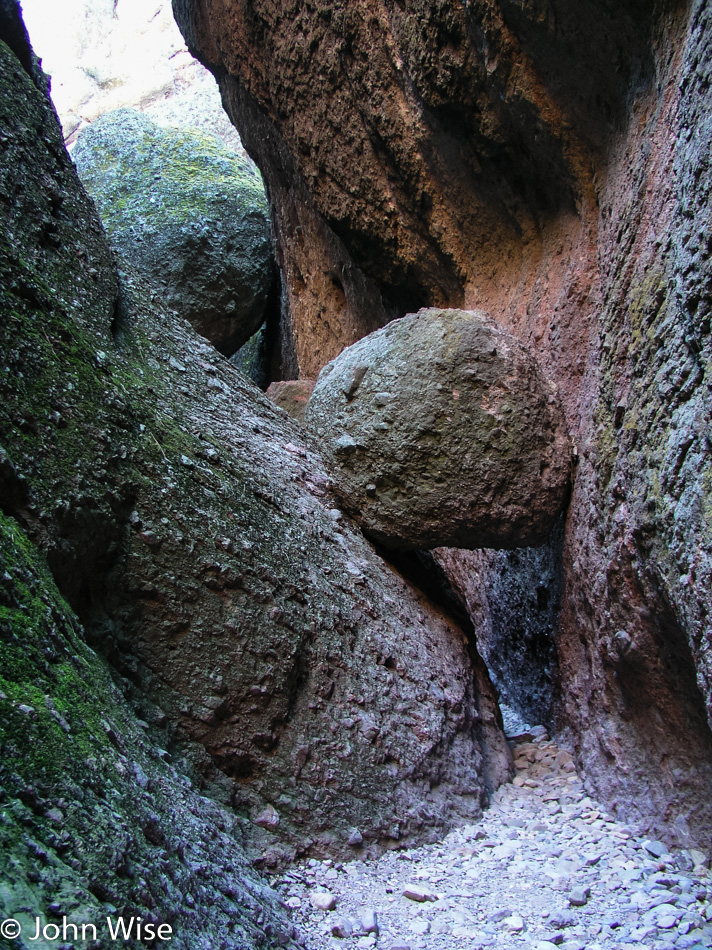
[277,709,712,950]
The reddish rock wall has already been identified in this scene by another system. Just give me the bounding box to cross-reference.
[174,0,712,847]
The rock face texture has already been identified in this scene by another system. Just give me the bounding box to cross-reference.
[0,19,511,925]
[73,109,274,355]
[0,513,297,950]
[174,0,712,847]
[266,380,316,423]
[20,0,243,150]
[306,308,571,551]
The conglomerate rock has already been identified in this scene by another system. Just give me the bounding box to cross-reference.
[0,18,511,918]
[266,380,316,423]
[306,308,571,551]
[0,513,297,950]
[173,0,712,848]
[73,109,274,355]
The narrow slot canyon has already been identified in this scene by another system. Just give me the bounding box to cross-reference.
[1,1,711,949]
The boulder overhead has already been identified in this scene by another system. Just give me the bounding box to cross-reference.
[72,109,274,354]
[307,308,571,551]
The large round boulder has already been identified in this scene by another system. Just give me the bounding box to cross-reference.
[306,308,572,551]
[73,109,273,354]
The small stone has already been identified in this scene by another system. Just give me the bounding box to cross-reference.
[253,804,280,828]
[330,917,353,938]
[358,908,379,935]
[409,918,430,935]
[489,909,513,923]
[333,433,358,454]
[568,886,591,906]
[502,914,525,932]
[657,915,677,929]
[311,891,337,911]
[403,884,438,902]
[348,827,364,847]
[643,840,669,859]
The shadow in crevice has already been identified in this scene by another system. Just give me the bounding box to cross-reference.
[379,518,565,734]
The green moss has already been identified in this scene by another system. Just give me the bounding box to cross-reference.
[0,512,119,781]
[626,269,668,354]
[73,110,268,235]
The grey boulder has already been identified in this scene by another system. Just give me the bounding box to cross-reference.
[306,308,571,551]
[73,109,274,354]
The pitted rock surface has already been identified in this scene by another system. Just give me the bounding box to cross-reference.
[73,108,274,355]
[0,26,511,878]
[267,380,317,424]
[306,309,571,551]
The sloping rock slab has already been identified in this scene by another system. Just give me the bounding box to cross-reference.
[0,512,296,950]
[307,308,571,551]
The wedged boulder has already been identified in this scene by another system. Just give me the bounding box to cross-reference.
[173,0,712,850]
[72,108,274,354]
[0,23,511,882]
[306,308,572,551]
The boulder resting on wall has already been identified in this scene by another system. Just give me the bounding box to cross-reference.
[306,308,571,551]
[73,109,274,355]
[0,20,511,877]
[172,0,712,849]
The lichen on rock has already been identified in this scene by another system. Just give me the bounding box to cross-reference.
[72,108,274,355]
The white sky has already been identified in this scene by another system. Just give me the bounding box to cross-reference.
[17,1,189,134]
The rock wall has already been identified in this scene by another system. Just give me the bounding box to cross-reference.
[173,0,712,847]
[0,512,297,950]
[0,9,511,901]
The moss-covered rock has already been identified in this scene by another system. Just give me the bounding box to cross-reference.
[72,109,274,355]
[0,511,296,950]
